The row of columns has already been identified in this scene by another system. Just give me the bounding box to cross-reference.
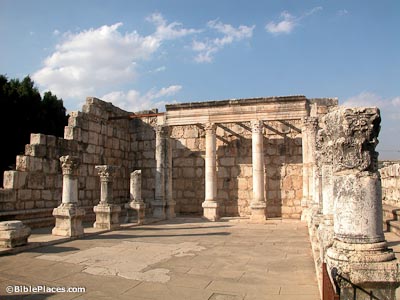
[302,108,400,298]
[52,156,145,237]
[202,120,267,222]
[53,119,270,237]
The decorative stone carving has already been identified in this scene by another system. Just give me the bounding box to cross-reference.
[93,165,121,230]
[125,170,146,224]
[0,221,31,248]
[321,107,380,173]
[52,155,85,237]
[324,107,399,298]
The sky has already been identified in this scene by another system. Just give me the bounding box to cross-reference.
[0,0,399,159]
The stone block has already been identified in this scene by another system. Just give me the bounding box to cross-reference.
[18,189,32,201]
[25,144,47,157]
[30,133,46,145]
[52,204,85,237]
[0,221,31,248]
[3,171,27,189]
[0,189,16,203]
[64,126,82,141]
[94,203,121,230]
[27,173,44,189]
[88,132,99,145]
[183,127,199,138]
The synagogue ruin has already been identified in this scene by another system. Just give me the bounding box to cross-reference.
[1,95,400,299]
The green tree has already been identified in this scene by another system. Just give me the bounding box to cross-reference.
[0,75,68,184]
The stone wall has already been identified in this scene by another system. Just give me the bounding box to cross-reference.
[380,163,400,207]
[0,97,134,226]
[169,120,303,218]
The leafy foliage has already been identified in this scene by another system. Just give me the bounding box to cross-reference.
[0,75,68,183]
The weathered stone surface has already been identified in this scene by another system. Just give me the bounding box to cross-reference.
[322,107,400,297]
[0,220,31,248]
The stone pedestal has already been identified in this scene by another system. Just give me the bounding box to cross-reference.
[52,155,85,237]
[94,204,121,230]
[323,107,400,298]
[52,204,85,237]
[0,221,31,248]
[250,120,266,222]
[93,165,121,230]
[125,170,146,224]
[202,123,219,221]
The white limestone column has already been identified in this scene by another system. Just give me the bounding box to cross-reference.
[130,170,142,202]
[60,155,80,205]
[202,122,219,221]
[152,125,167,219]
[250,120,267,222]
[93,165,121,230]
[96,165,119,205]
[165,127,176,219]
[52,155,85,237]
[126,170,146,224]
[325,107,399,298]
[301,117,319,222]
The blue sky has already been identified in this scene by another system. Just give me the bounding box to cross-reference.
[0,0,399,159]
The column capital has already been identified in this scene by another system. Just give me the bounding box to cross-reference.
[155,125,171,136]
[95,165,119,182]
[303,116,318,129]
[251,120,264,134]
[204,122,216,133]
[60,155,80,176]
[320,107,380,173]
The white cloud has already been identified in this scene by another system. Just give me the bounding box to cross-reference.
[53,29,60,36]
[337,9,349,16]
[266,7,322,35]
[266,11,296,34]
[342,92,400,120]
[33,14,195,107]
[192,20,255,63]
[102,85,182,112]
[147,13,200,40]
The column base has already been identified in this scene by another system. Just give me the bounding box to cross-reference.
[0,221,31,248]
[250,202,267,223]
[152,200,166,219]
[125,201,146,225]
[166,200,176,219]
[202,201,219,221]
[326,241,400,299]
[52,203,85,237]
[93,203,121,230]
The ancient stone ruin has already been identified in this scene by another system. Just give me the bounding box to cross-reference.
[0,95,399,299]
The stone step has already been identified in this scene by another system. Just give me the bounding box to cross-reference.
[385,220,400,236]
[383,204,400,236]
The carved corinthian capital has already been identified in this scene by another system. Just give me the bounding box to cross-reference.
[60,155,80,176]
[320,107,380,172]
[204,123,216,134]
[95,165,119,182]
[251,120,264,134]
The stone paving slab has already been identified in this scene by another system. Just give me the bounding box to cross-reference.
[0,218,320,300]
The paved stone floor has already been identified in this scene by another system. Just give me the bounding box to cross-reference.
[0,218,320,300]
